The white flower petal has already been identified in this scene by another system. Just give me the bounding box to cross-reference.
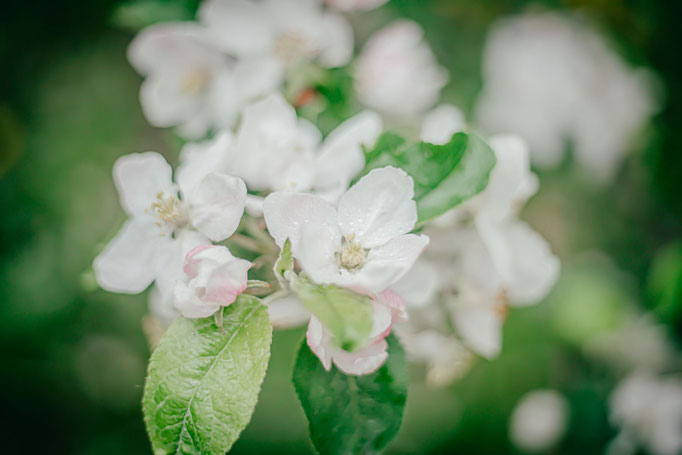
[154,229,210,296]
[199,0,274,56]
[391,259,440,308]
[337,167,418,248]
[148,284,179,327]
[187,173,246,242]
[306,315,333,370]
[451,296,502,359]
[420,104,466,145]
[113,152,176,218]
[348,234,429,294]
[318,12,354,67]
[174,280,221,318]
[332,338,389,375]
[177,131,234,198]
[267,295,310,329]
[477,217,560,305]
[314,110,382,192]
[93,219,159,293]
[263,191,341,250]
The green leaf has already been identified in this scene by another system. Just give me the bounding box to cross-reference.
[143,295,272,455]
[274,238,294,284]
[291,275,373,352]
[293,334,408,455]
[111,0,199,31]
[361,131,496,225]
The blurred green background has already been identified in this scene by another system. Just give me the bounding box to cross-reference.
[1,0,681,453]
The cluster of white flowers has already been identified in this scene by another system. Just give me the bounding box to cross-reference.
[475,12,659,182]
[96,0,562,378]
[394,116,560,384]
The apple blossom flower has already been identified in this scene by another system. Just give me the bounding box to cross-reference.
[354,20,448,119]
[264,166,429,294]
[324,0,388,11]
[93,152,247,299]
[199,0,353,73]
[128,22,280,138]
[306,290,406,375]
[226,93,382,203]
[173,245,251,318]
[609,373,682,455]
[510,390,569,453]
[265,295,311,329]
[475,12,659,181]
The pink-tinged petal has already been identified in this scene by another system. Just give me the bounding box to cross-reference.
[346,234,429,294]
[266,295,311,329]
[374,289,408,324]
[332,338,389,375]
[306,316,333,371]
[154,229,210,295]
[183,245,215,278]
[263,191,342,251]
[337,167,418,248]
[113,152,176,218]
[204,256,251,306]
[187,173,247,242]
[173,280,221,318]
[93,219,159,294]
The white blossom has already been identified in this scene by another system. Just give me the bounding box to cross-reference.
[93,152,246,300]
[199,0,353,73]
[173,245,251,318]
[226,93,382,207]
[128,23,279,138]
[609,373,682,455]
[420,104,467,145]
[475,12,659,181]
[354,20,448,118]
[510,390,569,452]
[264,166,429,294]
[307,290,406,375]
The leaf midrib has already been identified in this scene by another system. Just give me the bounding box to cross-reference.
[173,304,261,454]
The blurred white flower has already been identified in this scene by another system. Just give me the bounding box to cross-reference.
[128,23,279,138]
[199,0,353,72]
[509,390,569,452]
[420,104,467,145]
[93,152,246,298]
[324,0,388,11]
[354,20,448,118]
[226,93,382,207]
[586,313,677,374]
[266,295,311,329]
[609,373,682,455]
[392,135,559,361]
[476,12,659,181]
[174,245,251,318]
[264,167,429,294]
[307,290,406,375]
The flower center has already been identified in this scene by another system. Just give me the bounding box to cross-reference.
[339,234,367,270]
[182,69,210,95]
[148,192,188,230]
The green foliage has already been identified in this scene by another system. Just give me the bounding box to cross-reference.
[291,275,373,352]
[143,295,272,455]
[293,334,408,455]
[361,131,496,225]
[111,0,199,31]
[274,238,294,284]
